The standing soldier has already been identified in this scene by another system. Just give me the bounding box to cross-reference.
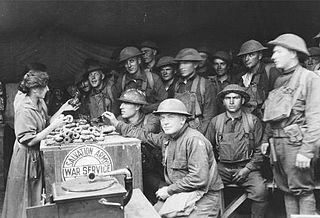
[116,46,167,114]
[174,48,218,133]
[117,88,162,204]
[103,98,223,218]
[209,51,236,114]
[140,40,160,74]
[84,59,119,121]
[262,33,320,217]
[196,46,215,78]
[205,84,268,218]
[156,56,177,98]
[237,40,280,118]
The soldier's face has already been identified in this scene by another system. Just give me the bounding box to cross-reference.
[223,93,244,113]
[304,56,320,71]
[242,52,261,69]
[125,57,140,74]
[120,102,139,119]
[179,61,197,78]
[213,58,228,76]
[160,66,175,81]
[199,52,208,68]
[88,71,104,88]
[141,47,156,64]
[159,113,185,135]
[80,80,91,93]
[271,46,296,70]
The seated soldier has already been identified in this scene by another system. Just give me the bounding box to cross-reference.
[205,84,268,218]
[117,88,162,204]
[103,98,223,217]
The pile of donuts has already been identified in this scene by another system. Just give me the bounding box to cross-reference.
[44,115,116,146]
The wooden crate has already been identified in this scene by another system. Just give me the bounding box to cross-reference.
[41,135,142,195]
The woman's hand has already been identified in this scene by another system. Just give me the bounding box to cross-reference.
[60,99,80,112]
[50,114,67,130]
[102,111,119,126]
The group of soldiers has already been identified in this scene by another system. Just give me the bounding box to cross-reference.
[54,32,320,218]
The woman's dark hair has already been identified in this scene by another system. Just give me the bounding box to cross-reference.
[19,70,49,94]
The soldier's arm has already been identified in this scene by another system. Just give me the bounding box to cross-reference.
[245,116,264,171]
[299,73,320,159]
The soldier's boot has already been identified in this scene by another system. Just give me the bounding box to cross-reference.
[299,193,316,215]
[251,201,268,218]
[284,194,299,218]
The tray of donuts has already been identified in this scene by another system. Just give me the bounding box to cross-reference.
[44,115,117,146]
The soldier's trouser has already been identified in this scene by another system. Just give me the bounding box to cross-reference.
[272,137,315,216]
[218,163,268,218]
[154,190,221,218]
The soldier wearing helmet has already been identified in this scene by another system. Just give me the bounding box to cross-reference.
[140,40,160,74]
[261,33,320,217]
[117,88,162,204]
[237,39,280,119]
[156,56,177,98]
[115,46,167,114]
[173,48,218,134]
[82,58,120,122]
[303,47,320,72]
[205,84,268,218]
[196,46,215,78]
[103,98,223,217]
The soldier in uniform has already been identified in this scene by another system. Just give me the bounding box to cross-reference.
[156,56,177,98]
[205,84,268,218]
[237,40,280,119]
[103,98,223,218]
[174,48,218,133]
[115,46,167,114]
[140,40,160,74]
[83,59,120,122]
[117,88,162,204]
[262,33,320,217]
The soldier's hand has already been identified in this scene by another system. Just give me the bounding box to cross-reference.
[296,153,311,168]
[261,143,270,156]
[232,167,250,183]
[156,186,170,201]
[102,111,119,126]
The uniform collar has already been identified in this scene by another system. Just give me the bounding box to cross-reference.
[224,110,243,123]
[125,69,147,82]
[282,64,299,75]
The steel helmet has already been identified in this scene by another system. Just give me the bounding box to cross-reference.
[268,33,309,55]
[156,56,177,68]
[217,84,250,104]
[174,48,204,62]
[212,51,231,64]
[118,88,147,105]
[237,40,267,56]
[153,98,191,116]
[119,46,143,62]
[140,40,160,53]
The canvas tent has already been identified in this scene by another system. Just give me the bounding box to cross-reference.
[0,1,319,87]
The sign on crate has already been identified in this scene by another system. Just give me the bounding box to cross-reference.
[61,144,113,181]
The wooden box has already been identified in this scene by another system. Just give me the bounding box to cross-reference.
[41,135,142,195]
[27,182,127,218]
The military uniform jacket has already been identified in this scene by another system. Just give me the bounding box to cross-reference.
[205,111,264,171]
[263,65,320,159]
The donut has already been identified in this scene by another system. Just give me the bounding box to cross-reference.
[88,127,95,133]
[65,115,74,123]
[73,132,80,139]
[54,135,64,143]
[63,136,72,144]
[74,126,82,133]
